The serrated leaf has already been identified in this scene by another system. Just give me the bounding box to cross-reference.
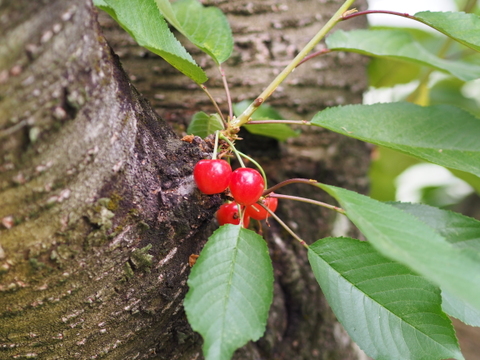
[184,225,274,360]
[233,100,299,141]
[414,11,480,53]
[308,237,463,360]
[187,112,224,138]
[155,0,233,64]
[317,183,480,314]
[390,202,480,327]
[311,103,480,177]
[99,0,207,84]
[326,29,480,81]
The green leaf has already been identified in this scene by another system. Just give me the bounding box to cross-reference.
[233,100,299,141]
[308,237,463,360]
[414,11,480,53]
[368,57,421,88]
[326,29,480,81]
[242,124,299,141]
[430,77,480,118]
[317,183,480,314]
[311,102,480,177]
[390,202,480,326]
[369,147,419,202]
[155,0,233,64]
[442,290,480,328]
[389,202,480,251]
[93,0,108,7]
[187,112,224,138]
[184,225,274,360]
[99,0,207,84]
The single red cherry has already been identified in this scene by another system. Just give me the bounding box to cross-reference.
[216,202,250,227]
[246,195,278,220]
[193,159,232,195]
[229,167,265,205]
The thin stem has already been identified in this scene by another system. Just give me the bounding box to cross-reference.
[341,10,413,22]
[246,120,312,126]
[271,193,345,214]
[212,131,220,159]
[263,178,319,196]
[261,203,308,248]
[232,0,356,128]
[219,133,245,167]
[236,203,248,228]
[219,65,233,122]
[200,84,227,126]
[296,49,332,68]
[237,151,268,188]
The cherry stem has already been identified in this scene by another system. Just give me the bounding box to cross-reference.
[296,49,332,68]
[236,203,248,228]
[200,84,227,126]
[261,203,309,248]
[212,131,220,160]
[236,150,268,188]
[219,133,245,167]
[219,65,233,122]
[263,178,320,195]
[270,193,345,214]
[246,120,312,126]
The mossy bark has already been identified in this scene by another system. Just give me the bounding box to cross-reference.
[0,0,369,359]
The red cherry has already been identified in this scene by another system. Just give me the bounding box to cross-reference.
[229,168,265,205]
[216,202,250,227]
[193,159,232,195]
[246,195,278,220]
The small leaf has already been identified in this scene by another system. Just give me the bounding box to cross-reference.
[311,102,480,177]
[414,11,480,53]
[155,0,233,64]
[317,183,480,313]
[184,225,274,360]
[187,112,224,138]
[309,237,463,360]
[100,0,207,84]
[233,100,299,141]
[326,29,480,81]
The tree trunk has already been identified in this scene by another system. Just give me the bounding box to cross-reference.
[0,0,369,359]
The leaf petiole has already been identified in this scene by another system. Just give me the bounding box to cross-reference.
[200,84,227,126]
[263,178,320,195]
[270,193,345,214]
[219,65,234,122]
[246,120,312,126]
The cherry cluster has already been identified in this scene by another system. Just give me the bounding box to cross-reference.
[193,159,278,227]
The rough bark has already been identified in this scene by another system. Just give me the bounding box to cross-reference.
[0,0,370,359]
